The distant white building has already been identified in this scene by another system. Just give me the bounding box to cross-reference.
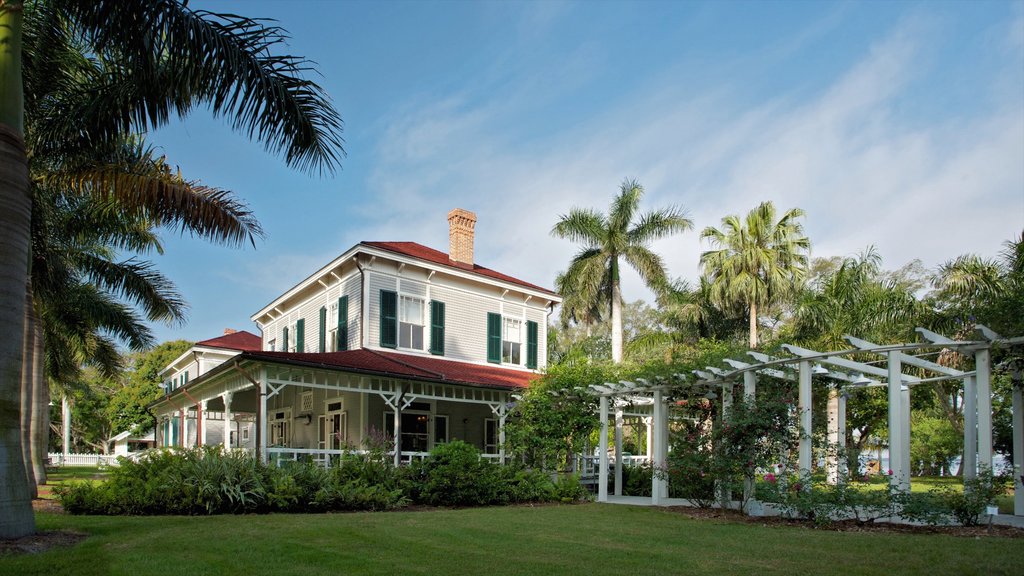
[150,209,561,465]
[110,428,155,457]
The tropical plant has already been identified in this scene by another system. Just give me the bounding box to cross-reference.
[0,0,344,537]
[552,179,691,363]
[700,201,810,349]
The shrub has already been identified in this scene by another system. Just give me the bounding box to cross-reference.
[552,473,591,503]
[418,441,499,506]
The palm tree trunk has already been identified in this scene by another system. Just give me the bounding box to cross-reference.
[20,279,35,497]
[30,308,48,487]
[748,302,758,349]
[0,4,35,535]
[611,272,623,364]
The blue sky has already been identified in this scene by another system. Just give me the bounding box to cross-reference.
[146,0,1024,344]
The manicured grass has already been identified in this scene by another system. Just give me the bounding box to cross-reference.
[3,505,1021,576]
[46,466,110,482]
[851,475,1017,514]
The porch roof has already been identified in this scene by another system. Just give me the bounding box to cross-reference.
[240,349,539,390]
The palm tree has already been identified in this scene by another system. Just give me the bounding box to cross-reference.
[0,0,344,538]
[552,179,692,363]
[700,201,810,349]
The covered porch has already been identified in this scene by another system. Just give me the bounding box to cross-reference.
[150,350,527,467]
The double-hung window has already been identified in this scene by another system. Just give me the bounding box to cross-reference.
[399,296,425,350]
[502,318,522,365]
[327,302,338,352]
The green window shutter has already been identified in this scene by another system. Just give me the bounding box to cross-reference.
[282,326,289,352]
[487,312,502,364]
[526,321,538,369]
[318,306,327,353]
[429,300,445,356]
[338,296,349,351]
[296,319,305,353]
[380,290,398,348]
[184,371,189,385]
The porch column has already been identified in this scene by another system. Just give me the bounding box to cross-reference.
[258,368,268,464]
[598,395,609,502]
[901,381,912,485]
[1012,382,1023,516]
[392,385,404,468]
[222,392,233,451]
[179,409,186,448]
[498,401,507,465]
[798,360,812,477]
[199,400,208,447]
[887,351,909,490]
[719,384,734,507]
[826,387,840,485]
[614,405,623,497]
[963,375,978,480]
[975,347,993,470]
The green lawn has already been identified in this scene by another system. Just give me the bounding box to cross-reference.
[3,505,1020,576]
[850,476,1017,514]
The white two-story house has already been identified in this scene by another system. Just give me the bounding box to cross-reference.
[150,209,561,465]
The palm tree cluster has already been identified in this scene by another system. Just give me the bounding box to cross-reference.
[1,0,344,538]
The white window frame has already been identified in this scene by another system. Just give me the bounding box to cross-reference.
[398,295,426,351]
[502,317,522,365]
[268,338,276,352]
[288,322,298,352]
[328,301,339,352]
[433,415,449,447]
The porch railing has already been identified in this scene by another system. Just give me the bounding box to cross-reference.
[265,447,506,468]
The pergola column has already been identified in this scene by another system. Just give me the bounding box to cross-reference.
[222,392,233,451]
[975,347,993,470]
[1012,382,1023,516]
[644,416,653,462]
[963,375,978,479]
[179,409,186,448]
[887,351,909,490]
[199,400,208,447]
[798,360,812,476]
[614,405,623,497]
[651,389,668,504]
[598,395,609,502]
[837,390,847,479]
[62,395,71,462]
[826,387,840,485]
[742,371,757,508]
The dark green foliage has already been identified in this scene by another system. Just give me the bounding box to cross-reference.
[56,442,583,515]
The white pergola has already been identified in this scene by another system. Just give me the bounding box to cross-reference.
[586,324,1024,517]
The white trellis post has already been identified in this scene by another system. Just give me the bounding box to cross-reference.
[1012,382,1023,516]
[598,395,609,502]
[826,387,840,485]
[498,401,508,465]
[614,406,623,497]
[742,371,757,507]
[837,389,847,479]
[644,416,653,462]
[651,388,668,504]
[963,375,978,479]
[798,360,812,477]
[887,351,910,490]
[975,347,993,471]
[62,395,71,462]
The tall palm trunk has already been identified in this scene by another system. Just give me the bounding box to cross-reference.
[20,280,36,498]
[610,260,623,364]
[0,4,36,537]
[748,302,758,349]
[30,309,47,487]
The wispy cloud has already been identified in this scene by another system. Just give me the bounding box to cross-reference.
[350,11,1021,306]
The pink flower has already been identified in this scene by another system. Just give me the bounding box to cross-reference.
[764,473,776,483]
[887,469,893,476]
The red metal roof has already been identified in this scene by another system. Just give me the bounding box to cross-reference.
[361,241,558,298]
[242,348,538,390]
[196,330,263,352]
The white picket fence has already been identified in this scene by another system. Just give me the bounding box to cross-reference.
[47,452,119,467]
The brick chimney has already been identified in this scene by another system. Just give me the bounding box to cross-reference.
[223,328,238,335]
[447,208,477,267]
